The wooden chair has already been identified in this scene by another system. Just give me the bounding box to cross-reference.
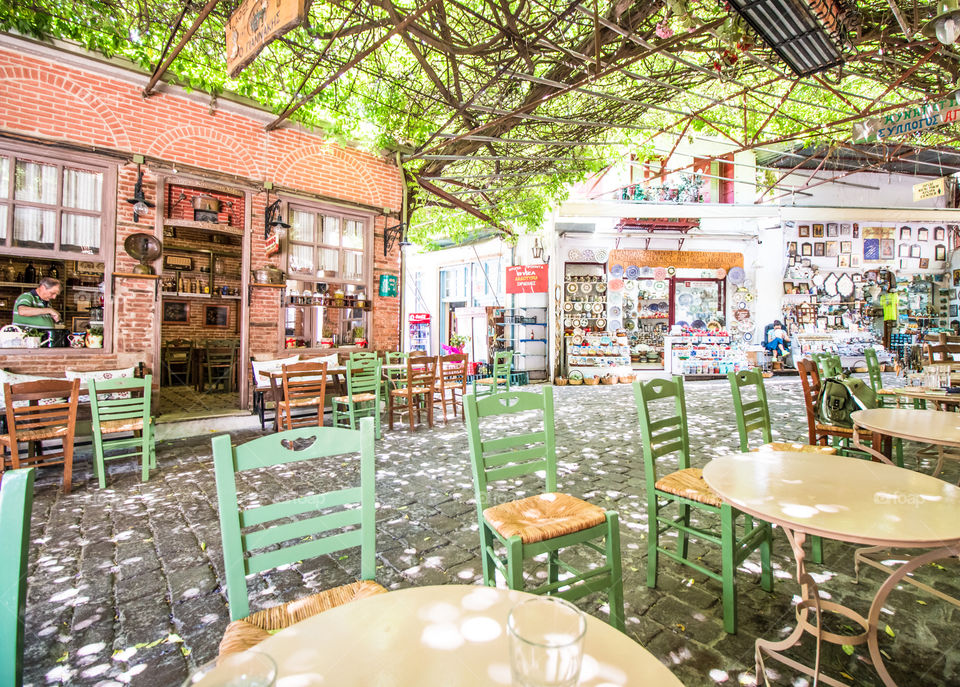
[383,351,409,394]
[205,340,238,393]
[388,357,437,431]
[797,358,856,448]
[924,342,960,365]
[349,351,379,364]
[633,377,772,634]
[278,362,328,431]
[463,387,625,630]
[162,340,192,386]
[333,358,382,439]
[472,350,513,397]
[89,375,155,488]
[863,347,884,394]
[1,379,80,494]
[212,419,385,658]
[435,353,468,422]
[0,468,34,687]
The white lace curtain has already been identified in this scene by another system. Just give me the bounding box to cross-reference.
[12,160,101,253]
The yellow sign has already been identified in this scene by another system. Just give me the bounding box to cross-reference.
[226,0,306,78]
[913,177,946,202]
[609,249,743,271]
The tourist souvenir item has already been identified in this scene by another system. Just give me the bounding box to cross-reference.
[625,265,640,279]
[596,318,607,329]
[608,279,624,291]
[728,267,745,284]
[837,273,854,298]
[666,266,676,275]
[566,283,578,293]
[582,249,595,261]
[653,267,667,280]
[610,264,624,277]
[595,249,608,262]
[580,282,593,293]
[564,302,573,312]
[568,249,581,260]
[595,282,607,294]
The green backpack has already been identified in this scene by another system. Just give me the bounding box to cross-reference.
[816,375,876,428]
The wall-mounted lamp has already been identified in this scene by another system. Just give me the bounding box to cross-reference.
[264,189,290,240]
[125,162,154,223]
[532,237,549,263]
[923,0,960,44]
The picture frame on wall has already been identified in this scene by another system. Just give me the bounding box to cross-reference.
[204,305,230,328]
[918,227,929,242]
[851,255,861,268]
[910,244,921,258]
[812,224,825,238]
[880,238,895,259]
[841,241,852,254]
[814,242,825,257]
[899,226,911,241]
[951,304,959,318]
[162,300,189,324]
[838,254,850,267]
[787,241,797,256]
[75,261,103,275]
[826,241,839,257]
[71,316,89,332]
[935,226,946,241]
[920,258,930,269]
[840,223,852,236]
[899,244,909,257]
[783,282,795,294]
[852,225,860,238]
[801,242,812,256]
[798,225,810,237]
[954,269,960,284]
[936,244,947,261]
[826,223,838,237]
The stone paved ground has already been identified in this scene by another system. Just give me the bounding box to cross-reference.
[20,375,960,686]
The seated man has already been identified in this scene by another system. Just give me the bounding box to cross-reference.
[764,320,792,365]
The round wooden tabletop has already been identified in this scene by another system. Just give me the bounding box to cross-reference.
[703,451,960,548]
[878,387,960,405]
[253,585,683,686]
[852,407,960,448]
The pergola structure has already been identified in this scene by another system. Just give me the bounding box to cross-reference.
[6,0,960,240]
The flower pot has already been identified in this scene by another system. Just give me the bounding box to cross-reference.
[85,334,103,349]
[320,338,335,348]
[355,339,367,348]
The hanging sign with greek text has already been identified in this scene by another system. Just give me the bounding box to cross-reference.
[913,177,946,202]
[853,94,960,142]
[226,0,306,78]
[506,265,548,294]
[379,274,398,298]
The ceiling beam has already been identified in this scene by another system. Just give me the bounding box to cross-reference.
[143,0,220,96]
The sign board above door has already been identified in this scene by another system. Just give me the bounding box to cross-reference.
[226,0,306,77]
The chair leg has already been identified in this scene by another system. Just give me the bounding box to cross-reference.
[605,512,626,631]
[480,523,497,587]
[719,505,737,634]
[140,431,150,482]
[678,503,690,560]
[426,392,434,428]
[62,438,74,495]
[759,522,773,593]
[547,551,560,586]
[388,394,395,431]
[506,535,524,590]
[810,535,823,565]
[408,393,415,432]
[646,498,659,588]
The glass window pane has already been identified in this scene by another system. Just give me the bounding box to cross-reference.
[343,219,364,249]
[13,206,56,248]
[14,159,57,204]
[343,251,363,280]
[62,168,102,211]
[288,243,315,277]
[0,157,8,199]
[289,209,316,243]
[323,216,339,245]
[319,247,338,273]
[0,203,6,240]
[61,213,101,254]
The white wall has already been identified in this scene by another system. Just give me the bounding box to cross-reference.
[776,170,952,209]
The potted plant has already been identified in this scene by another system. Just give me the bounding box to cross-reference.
[352,325,367,348]
[320,326,335,348]
[22,327,41,348]
[85,325,104,349]
[448,333,469,354]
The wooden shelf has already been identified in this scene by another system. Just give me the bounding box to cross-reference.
[161,292,212,299]
[163,219,243,237]
[164,240,241,257]
[112,272,161,280]
[251,283,286,289]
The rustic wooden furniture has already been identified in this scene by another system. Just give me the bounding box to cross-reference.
[277,362,328,431]
[434,353,468,422]
[387,357,437,431]
[0,468,35,687]
[89,375,155,488]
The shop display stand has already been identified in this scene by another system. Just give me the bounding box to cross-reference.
[665,333,745,378]
[497,306,547,380]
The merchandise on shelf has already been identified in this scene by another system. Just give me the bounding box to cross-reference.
[566,332,632,377]
[665,329,745,376]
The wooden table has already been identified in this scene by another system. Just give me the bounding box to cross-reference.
[703,451,960,687]
[851,408,960,476]
[250,585,683,686]
[878,386,960,410]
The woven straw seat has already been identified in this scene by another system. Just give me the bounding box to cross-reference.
[755,441,837,454]
[474,377,508,385]
[99,417,144,434]
[654,468,722,507]
[218,580,387,658]
[335,393,377,403]
[286,396,325,408]
[390,385,431,396]
[0,425,69,443]
[815,422,853,436]
[483,492,606,544]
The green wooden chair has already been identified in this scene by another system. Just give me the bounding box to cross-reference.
[472,350,513,397]
[463,387,625,631]
[89,375,155,488]
[0,467,35,687]
[863,347,883,395]
[633,376,773,634]
[812,352,842,379]
[333,358,382,439]
[384,351,409,394]
[349,351,378,364]
[212,418,385,657]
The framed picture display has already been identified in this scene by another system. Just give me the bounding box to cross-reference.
[798,225,810,237]
[899,226,911,240]
[899,244,909,257]
[954,269,960,284]
[814,242,825,257]
[936,244,947,261]
[852,225,860,238]
[910,244,921,258]
[880,238,895,260]
[851,255,862,268]
[787,241,798,256]
[784,282,795,294]
[838,254,850,268]
[826,241,839,257]
[826,223,838,237]
[840,241,852,254]
[951,304,959,318]
[162,300,189,324]
[204,305,230,328]
[919,258,930,269]
[935,226,945,241]
[71,316,90,332]
[812,224,825,238]
[918,227,929,242]
[840,223,852,236]
[801,242,812,256]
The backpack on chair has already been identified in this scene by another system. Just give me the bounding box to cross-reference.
[816,375,876,428]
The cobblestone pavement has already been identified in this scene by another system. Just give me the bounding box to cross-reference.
[20,375,960,686]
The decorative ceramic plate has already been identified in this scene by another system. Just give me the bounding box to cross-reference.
[653,267,668,280]
[564,317,573,327]
[608,278,624,291]
[595,282,607,294]
[574,302,584,311]
[592,302,604,314]
[742,332,753,342]
[691,319,706,329]
[648,302,659,313]
[624,265,639,279]
[678,293,692,306]
[610,264,624,277]
[582,249,595,261]
[728,266,745,284]
[640,266,654,277]
[737,300,747,310]
[609,319,622,330]
[566,283,578,293]
[653,280,668,293]
[667,266,676,275]
[572,335,583,345]
[595,249,608,262]
[580,282,593,293]
[837,273,854,298]
[745,294,754,302]
[568,249,581,261]
[624,319,635,330]
[716,268,727,279]
[824,272,839,297]
[563,302,573,312]
[596,318,607,329]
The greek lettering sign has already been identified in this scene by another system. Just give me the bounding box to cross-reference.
[913,177,946,202]
[378,274,398,298]
[853,94,960,141]
[226,0,306,78]
[506,265,548,294]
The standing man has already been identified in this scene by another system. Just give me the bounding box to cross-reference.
[13,277,61,330]
[878,275,898,350]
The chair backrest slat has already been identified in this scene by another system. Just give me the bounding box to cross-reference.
[281,362,328,429]
[438,353,468,387]
[5,380,80,441]
[407,357,437,387]
[797,359,821,443]
[728,368,773,451]
[90,376,150,425]
[464,388,556,514]
[213,420,376,621]
[632,377,690,485]
[0,468,35,687]
[863,347,883,392]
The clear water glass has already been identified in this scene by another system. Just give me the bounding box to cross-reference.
[181,652,277,687]
[508,596,587,687]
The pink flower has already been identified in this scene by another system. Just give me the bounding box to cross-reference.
[655,20,674,39]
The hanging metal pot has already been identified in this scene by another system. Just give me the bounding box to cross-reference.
[193,194,221,213]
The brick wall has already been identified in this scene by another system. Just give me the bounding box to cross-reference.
[0,40,404,400]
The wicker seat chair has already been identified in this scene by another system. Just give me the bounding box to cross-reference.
[0,468,35,687]
[89,375,155,488]
[387,357,437,431]
[472,350,512,397]
[434,353,468,422]
[277,362,328,431]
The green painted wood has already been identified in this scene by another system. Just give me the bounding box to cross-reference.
[464,387,624,630]
[0,468,34,687]
[334,359,382,439]
[211,418,377,622]
[472,350,514,396]
[89,375,154,489]
[633,376,773,634]
[863,348,883,393]
[728,368,773,452]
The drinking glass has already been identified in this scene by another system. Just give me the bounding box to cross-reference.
[507,596,587,687]
[181,652,277,687]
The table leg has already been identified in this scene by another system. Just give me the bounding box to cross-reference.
[852,425,895,465]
